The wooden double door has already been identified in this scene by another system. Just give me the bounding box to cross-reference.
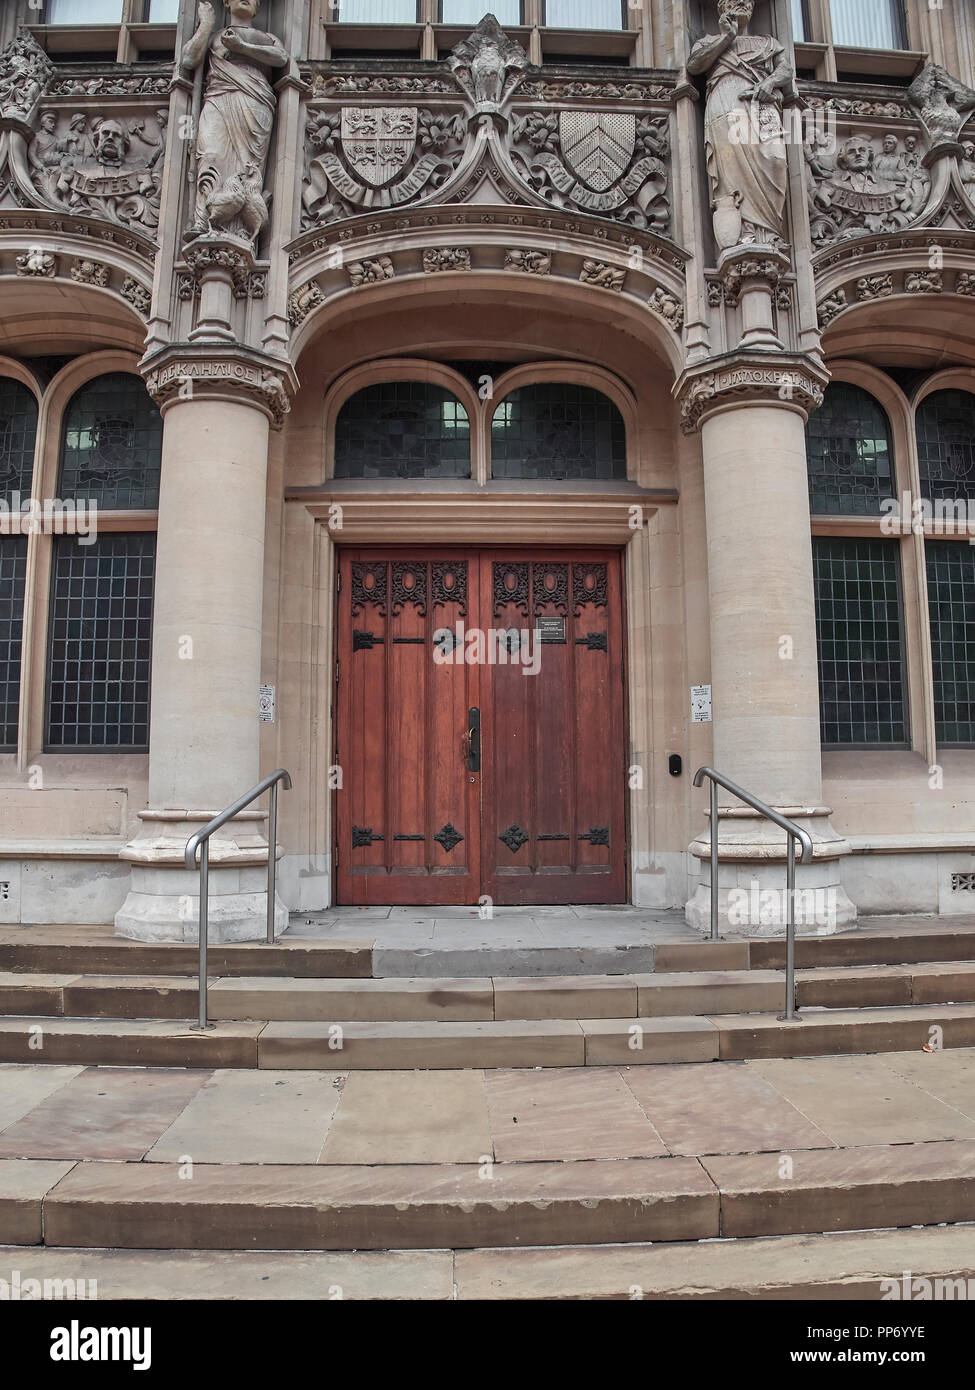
[334,548,627,905]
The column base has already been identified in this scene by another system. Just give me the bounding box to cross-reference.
[114,810,288,943]
[685,806,857,938]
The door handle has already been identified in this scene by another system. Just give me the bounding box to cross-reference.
[467,707,480,773]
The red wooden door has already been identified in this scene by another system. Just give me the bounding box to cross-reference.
[478,550,627,905]
[334,547,626,906]
[335,550,480,905]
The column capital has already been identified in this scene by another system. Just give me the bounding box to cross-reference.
[140,343,297,429]
[675,350,830,435]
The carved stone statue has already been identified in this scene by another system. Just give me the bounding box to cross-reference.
[0,29,52,125]
[180,0,289,245]
[447,14,529,115]
[687,0,797,249]
[908,62,975,148]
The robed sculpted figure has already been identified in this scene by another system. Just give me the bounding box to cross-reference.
[181,0,288,244]
[687,0,796,248]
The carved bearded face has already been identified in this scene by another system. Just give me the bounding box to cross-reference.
[718,0,754,25]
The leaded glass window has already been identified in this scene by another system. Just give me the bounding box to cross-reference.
[916,390,975,504]
[926,541,975,745]
[57,373,162,510]
[334,382,470,479]
[46,535,155,751]
[813,538,907,745]
[491,384,626,481]
[805,383,894,516]
[0,378,38,506]
[0,539,27,750]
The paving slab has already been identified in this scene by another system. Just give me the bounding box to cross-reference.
[621,1062,834,1156]
[208,976,493,1022]
[43,1157,719,1250]
[0,1159,76,1244]
[582,1016,719,1065]
[147,1070,343,1165]
[0,1065,83,1132]
[493,975,638,1020]
[750,1055,975,1145]
[258,1019,585,1070]
[880,1047,975,1122]
[0,1018,263,1068]
[703,1139,975,1237]
[455,1225,975,1300]
[0,1244,452,1299]
[322,1071,491,1164]
[0,1067,208,1161]
[484,1067,667,1161]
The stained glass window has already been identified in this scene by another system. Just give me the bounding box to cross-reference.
[57,373,162,511]
[334,382,470,479]
[0,378,38,507]
[926,542,975,745]
[0,539,27,750]
[491,384,626,481]
[46,535,155,751]
[806,383,894,516]
[813,538,907,745]
[916,390,975,504]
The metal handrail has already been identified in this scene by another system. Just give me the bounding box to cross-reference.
[693,766,813,1022]
[184,768,292,1030]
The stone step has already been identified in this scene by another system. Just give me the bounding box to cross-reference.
[455,1225,975,1300]
[1,1003,974,1068]
[0,928,373,980]
[6,963,975,1025]
[748,927,975,972]
[10,1138,974,1252]
[3,1221,973,1298]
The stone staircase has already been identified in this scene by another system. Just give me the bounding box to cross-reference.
[2,923,975,1069]
[2,919,975,1293]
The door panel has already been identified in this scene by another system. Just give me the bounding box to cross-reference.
[334,547,626,905]
[335,550,479,905]
[479,551,626,905]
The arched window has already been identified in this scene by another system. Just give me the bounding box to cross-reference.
[57,372,162,510]
[805,382,894,516]
[916,389,975,503]
[334,382,470,479]
[0,379,37,750]
[47,372,160,751]
[491,383,626,481]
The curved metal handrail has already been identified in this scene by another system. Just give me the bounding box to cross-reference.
[693,766,813,1021]
[185,769,292,1030]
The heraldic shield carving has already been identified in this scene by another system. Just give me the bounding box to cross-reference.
[558,113,636,194]
[342,107,418,189]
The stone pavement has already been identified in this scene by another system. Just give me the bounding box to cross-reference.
[2,1049,974,1164]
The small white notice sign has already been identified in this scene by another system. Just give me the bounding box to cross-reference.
[259,685,275,723]
[690,684,712,723]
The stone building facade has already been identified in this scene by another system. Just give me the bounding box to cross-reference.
[1,0,975,939]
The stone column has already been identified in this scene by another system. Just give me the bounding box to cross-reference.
[115,347,293,942]
[678,356,855,936]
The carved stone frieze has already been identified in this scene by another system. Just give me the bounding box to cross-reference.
[121,277,151,315]
[905,269,943,293]
[817,288,848,326]
[958,272,975,295]
[69,258,110,287]
[579,259,625,291]
[0,30,53,126]
[807,131,930,248]
[348,256,395,286]
[299,18,674,239]
[856,273,893,300]
[16,248,55,277]
[648,286,684,331]
[288,281,326,325]
[505,247,551,275]
[422,247,471,273]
